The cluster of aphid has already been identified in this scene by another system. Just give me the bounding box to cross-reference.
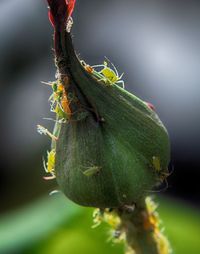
[46,80,72,120]
[143,197,171,254]
[37,61,167,191]
[92,208,125,243]
[37,80,72,181]
[37,58,125,181]
[92,197,169,253]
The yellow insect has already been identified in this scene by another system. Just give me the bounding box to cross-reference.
[152,156,161,172]
[92,57,125,88]
[43,149,56,175]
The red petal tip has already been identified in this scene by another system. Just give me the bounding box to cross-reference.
[48,10,55,27]
[66,0,76,18]
[146,102,156,111]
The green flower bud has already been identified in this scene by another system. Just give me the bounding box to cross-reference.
[47,0,170,209]
[51,36,170,209]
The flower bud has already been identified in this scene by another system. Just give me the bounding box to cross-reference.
[47,0,170,208]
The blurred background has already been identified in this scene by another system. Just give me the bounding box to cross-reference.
[0,0,200,253]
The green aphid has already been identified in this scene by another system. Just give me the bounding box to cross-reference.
[152,156,161,172]
[43,149,56,174]
[55,104,67,119]
[52,82,58,93]
[83,166,101,177]
[76,111,89,121]
[92,60,124,88]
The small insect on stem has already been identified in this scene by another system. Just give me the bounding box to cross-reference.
[122,204,136,213]
[92,209,104,228]
[83,165,101,177]
[43,149,56,179]
[42,80,72,120]
[37,125,58,141]
[80,60,94,74]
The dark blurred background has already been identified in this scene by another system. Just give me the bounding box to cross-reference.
[0,0,200,214]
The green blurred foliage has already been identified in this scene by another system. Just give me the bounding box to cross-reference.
[0,195,199,254]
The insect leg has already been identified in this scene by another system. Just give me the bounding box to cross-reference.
[116,80,125,89]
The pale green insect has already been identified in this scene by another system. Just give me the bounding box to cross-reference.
[43,149,56,175]
[42,81,70,120]
[92,209,103,228]
[83,166,101,177]
[152,156,161,172]
[81,58,125,88]
[92,58,125,88]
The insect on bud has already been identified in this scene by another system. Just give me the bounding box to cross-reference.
[46,0,170,209]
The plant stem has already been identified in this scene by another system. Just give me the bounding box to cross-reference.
[117,197,171,254]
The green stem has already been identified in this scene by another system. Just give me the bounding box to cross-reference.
[117,197,171,254]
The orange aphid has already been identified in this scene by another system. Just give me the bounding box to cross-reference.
[61,87,72,117]
[85,65,94,73]
[143,211,160,236]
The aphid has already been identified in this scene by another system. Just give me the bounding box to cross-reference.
[92,209,103,228]
[43,149,56,175]
[37,125,58,141]
[81,60,94,74]
[43,80,71,120]
[122,204,135,213]
[152,156,161,172]
[60,88,72,117]
[103,211,121,228]
[92,57,125,88]
[75,111,89,121]
[83,165,101,177]
[113,230,121,239]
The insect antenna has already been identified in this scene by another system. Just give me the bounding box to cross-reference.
[91,64,106,68]
[43,117,66,124]
[41,81,52,86]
